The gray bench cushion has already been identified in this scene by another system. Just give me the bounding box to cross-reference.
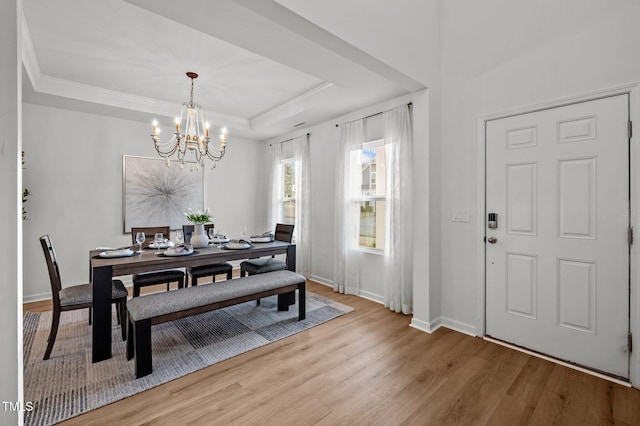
[127,270,305,321]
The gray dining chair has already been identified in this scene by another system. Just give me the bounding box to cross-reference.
[240,223,294,305]
[130,226,185,297]
[40,234,127,360]
[183,224,233,285]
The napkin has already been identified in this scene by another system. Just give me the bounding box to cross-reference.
[250,231,273,242]
[172,244,193,253]
[230,239,251,245]
[251,230,273,238]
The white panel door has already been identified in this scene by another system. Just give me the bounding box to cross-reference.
[485,95,630,379]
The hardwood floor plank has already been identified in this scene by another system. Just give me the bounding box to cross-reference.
[24,281,640,425]
[487,356,555,424]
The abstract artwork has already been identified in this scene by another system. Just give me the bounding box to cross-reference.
[123,155,204,232]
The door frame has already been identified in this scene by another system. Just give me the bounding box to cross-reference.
[475,82,640,387]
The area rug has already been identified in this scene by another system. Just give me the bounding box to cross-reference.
[23,291,353,426]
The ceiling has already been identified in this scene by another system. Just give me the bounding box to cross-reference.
[21,0,426,140]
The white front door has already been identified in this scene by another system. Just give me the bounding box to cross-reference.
[485,94,630,379]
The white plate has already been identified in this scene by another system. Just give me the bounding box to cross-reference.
[250,236,272,243]
[148,241,175,249]
[161,248,194,256]
[99,249,135,258]
[225,242,251,250]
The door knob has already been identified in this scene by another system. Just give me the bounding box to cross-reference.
[487,236,497,244]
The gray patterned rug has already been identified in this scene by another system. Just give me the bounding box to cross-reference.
[23,291,352,426]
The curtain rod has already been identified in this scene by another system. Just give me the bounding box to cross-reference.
[269,133,310,147]
[335,102,412,127]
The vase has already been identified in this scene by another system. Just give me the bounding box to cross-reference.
[190,223,209,248]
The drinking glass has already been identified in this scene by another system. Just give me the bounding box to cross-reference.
[208,227,216,242]
[216,228,224,248]
[135,232,145,253]
[175,229,184,245]
[154,233,164,251]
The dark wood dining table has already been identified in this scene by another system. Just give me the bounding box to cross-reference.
[90,241,296,363]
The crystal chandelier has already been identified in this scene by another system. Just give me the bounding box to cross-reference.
[151,72,228,170]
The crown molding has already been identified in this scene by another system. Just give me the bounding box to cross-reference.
[250,82,333,129]
[21,10,41,85]
[30,74,251,131]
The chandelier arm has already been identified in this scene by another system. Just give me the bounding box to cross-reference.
[154,138,181,157]
[204,146,226,161]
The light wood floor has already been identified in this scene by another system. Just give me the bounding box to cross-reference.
[25,280,640,425]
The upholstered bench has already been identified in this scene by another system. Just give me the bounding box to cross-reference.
[126,269,306,378]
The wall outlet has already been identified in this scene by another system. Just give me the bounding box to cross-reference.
[451,208,471,223]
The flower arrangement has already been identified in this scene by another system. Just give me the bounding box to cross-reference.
[184,208,212,224]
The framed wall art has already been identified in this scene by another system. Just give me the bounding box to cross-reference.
[123,155,204,233]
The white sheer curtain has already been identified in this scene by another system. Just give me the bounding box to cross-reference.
[333,119,363,294]
[383,104,413,314]
[293,134,310,278]
[266,143,283,230]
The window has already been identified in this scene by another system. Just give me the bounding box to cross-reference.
[359,140,385,250]
[281,159,296,225]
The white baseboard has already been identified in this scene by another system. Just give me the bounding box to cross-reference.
[308,274,333,287]
[358,289,384,305]
[410,316,477,337]
[439,316,477,336]
[23,291,51,304]
[409,317,436,333]
[307,274,384,305]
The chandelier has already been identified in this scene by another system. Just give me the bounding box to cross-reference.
[151,72,227,170]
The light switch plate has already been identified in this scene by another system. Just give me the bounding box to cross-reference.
[452,208,471,223]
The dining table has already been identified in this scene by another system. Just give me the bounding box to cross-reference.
[89,241,296,363]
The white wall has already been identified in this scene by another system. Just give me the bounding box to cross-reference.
[0,1,21,423]
[22,103,265,301]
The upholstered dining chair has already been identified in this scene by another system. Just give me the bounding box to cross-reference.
[130,226,185,297]
[39,234,128,360]
[183,224,233,286]
[240,224,294,305]
[240,224,294,277]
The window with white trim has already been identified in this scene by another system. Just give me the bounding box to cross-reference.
[359,139,385,250]
[281,158,296,225]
